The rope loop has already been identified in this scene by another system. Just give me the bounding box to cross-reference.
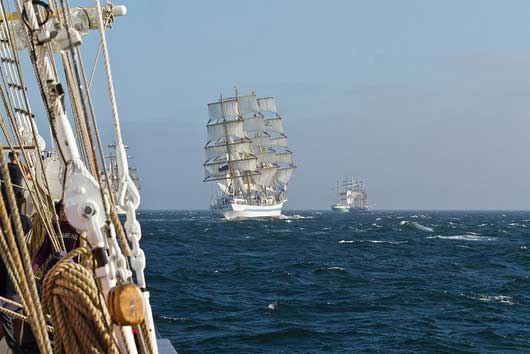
[21,0,52,30]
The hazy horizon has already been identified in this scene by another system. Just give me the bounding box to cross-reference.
[48,1,530,211]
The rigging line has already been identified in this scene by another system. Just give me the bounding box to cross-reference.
[0,98,62,252]
[0,77,61,252]
[13,13,65,167]
[56,0,111,218]
[95,0,122,144]
[0,20,62,249]
[77,45,115,208]
[64,51,113,227]
[0,304,54,332]
[64,52,97,176]
[61,0,108,196]
[0,2,61,254]
[1,1,67,247]
[88,42,102,90]
[76,5,121,211]
[61,52,93,170]
[0,145,52,353]
[0,224,26,309]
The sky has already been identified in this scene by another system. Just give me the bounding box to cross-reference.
[29,0,530,210]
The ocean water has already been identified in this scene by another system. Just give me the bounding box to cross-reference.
[140,210,530,353]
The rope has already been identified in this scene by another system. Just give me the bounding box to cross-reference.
[110,204,131,257]
[95,0,122,144]
[43,245,119,354]
[0,0,63,251]
[0,303,54,333]
[0,145,52,353]
[140,321,155,354]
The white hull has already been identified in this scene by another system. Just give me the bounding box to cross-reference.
[211,201,285,219]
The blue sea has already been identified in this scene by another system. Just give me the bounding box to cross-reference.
[140,210,530,353]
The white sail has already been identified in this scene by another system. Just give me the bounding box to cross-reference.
[251,135,271,147]
[270,136,288,147]
[207,119,245,140]
[205,157,257,176]
[275,167,294,184]
[243,116,265,131]
[256,151,276,164]
[273,151,293,164]
[253,167,277,186]
[208,99,239,120]
[238,94,259,116]
[257,97,277,113]
[256,150,293,165]
[264,118,284,133]
[216,180,230,194]
[251,135,289,148]
[204,141,252,161]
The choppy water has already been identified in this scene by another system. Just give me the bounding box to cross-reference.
[141,210,530,353]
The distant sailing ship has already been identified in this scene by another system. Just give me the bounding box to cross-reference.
[331,177,369,212]
[203,90,295,219]
[331,180,349,212]
[104,144,141,213]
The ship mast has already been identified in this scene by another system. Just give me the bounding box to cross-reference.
[220,93,236,196]
[234,88,252,197]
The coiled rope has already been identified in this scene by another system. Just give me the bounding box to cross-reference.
[43,245,119,354]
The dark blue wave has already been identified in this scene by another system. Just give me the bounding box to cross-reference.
[141,210,530,353]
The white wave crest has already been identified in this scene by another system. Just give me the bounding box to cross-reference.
[326,266,345,271]
[160,315,187,322]
[279,214,313,220]
[427,235,497,241]
[400,220,434,232]
[339,240,408,245]
[463,293,517,305]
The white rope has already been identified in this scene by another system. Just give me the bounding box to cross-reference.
[94,2,157,352]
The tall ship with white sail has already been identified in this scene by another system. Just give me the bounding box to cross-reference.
[331,177,369,212]
[203,91,295,219]
[346,177,369,211]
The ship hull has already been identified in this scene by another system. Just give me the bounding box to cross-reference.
[331,204,349,212]
[349,207,369,212]
[211,201,284,220]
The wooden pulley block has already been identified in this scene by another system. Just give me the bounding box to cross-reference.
[107,283,145,326]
